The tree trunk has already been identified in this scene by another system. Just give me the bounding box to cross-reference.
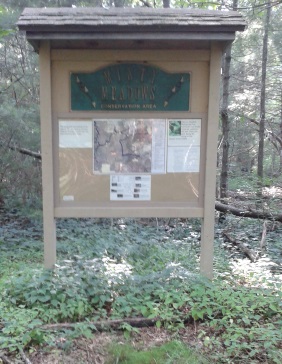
[258,1,271,179]
[219,0,238,202]
[163,0,170,7]
[220,43,232,201]
[114,0,124,7]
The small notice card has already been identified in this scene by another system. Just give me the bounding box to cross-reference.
[110,175,151,201]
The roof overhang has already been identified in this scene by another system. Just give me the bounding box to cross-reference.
[17,7,246,52]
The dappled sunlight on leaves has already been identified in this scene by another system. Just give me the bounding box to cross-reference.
[1,213,282,362]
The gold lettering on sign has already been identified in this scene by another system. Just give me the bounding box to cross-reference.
[103,70,112,85]
[127,87,133,100]
[119,88,125,101]
[100,85,157,104]
[141,85,148,99]
[117,69,121,82]
[111,86,117,101]
[101,86,107,100]
[134,87,140,100]
[127,68,133,81]
[150,86,156,100]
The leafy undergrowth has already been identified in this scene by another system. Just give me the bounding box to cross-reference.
[0,211,282,363]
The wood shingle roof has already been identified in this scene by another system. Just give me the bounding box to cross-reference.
[17,7,246,51]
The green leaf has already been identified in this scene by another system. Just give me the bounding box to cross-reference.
[38,295,50,303]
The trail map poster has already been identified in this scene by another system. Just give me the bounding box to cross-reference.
[93,119,166,174]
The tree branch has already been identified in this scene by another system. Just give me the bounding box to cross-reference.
[41,318,158,331]
[0,352,13,364]
[139,0,152,7]
[8,144,41,160]
[40,316,194,332]
[19,349,32,364]
[222,232,257,262]
[244,115,282,147]
[215,201,282,223]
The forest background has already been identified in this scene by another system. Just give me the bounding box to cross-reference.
[1,0,282,214]
[1,1,282,364]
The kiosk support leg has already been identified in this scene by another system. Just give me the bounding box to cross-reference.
[200,43,222,279]
[40,41,56,268]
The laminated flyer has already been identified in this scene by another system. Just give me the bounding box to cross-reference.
[167,119,201,173]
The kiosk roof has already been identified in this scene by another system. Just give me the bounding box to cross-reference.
[18,7,246,51]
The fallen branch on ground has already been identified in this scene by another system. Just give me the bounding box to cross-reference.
[19,349,32,364]
[0,352,13,364]
[41,317,158,331]
[260,221,267,249]
[222,232,257,262]
[40,316,193,331]
[215,201,282,223]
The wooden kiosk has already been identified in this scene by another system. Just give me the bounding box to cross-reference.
[18,7,245,278]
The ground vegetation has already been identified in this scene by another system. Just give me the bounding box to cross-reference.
[1,0,282,363]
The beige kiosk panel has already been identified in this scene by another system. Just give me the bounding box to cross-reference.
[51,51,209,114]
[58,149,201,203]
[51,50,210,62]
[51,50,209,210]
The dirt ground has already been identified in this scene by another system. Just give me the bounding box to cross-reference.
[27,325,203,364]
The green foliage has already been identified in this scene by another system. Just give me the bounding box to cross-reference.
[5,261,112,321]
[0,300,47,351]
[1,216,282,363]
[0,6,13,38]
[0,21,41,207]
[107,340,208,364]
[119,322,139,339]
[187,281,282,362]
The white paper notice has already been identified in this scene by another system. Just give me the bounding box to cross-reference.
[59,120,92,148]
[151,120,166,174]
[63,195,74,201]
[167,119,201,173]
[110,175,151,201]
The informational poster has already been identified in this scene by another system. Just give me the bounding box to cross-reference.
[110,175,151,201]
[59,120,92,148]
[151,120,166,174]
[167,119,201,173]
[93,119,166,174]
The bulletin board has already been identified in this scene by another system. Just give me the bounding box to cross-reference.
[51,50,210,216]
[57,117,204,205]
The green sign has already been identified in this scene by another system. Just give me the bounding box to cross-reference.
[71,63,190,111]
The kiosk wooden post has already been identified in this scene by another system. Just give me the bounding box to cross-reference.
[18,8,245,277]
[39,40,57,268]
[200,43,222,278]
